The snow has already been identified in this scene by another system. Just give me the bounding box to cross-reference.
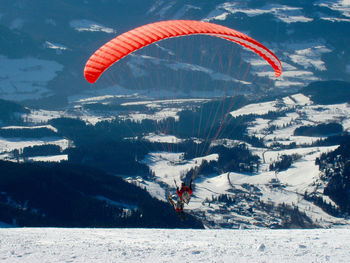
[203,10,230,22]
[69,20,115,33]
[1,125,58,133]
[210,139,250,149]
[0,131,70,162]
[290,93,311,105]
[142,152,218,193]
[223,145,346,227]
[320,17,350,22]
[0,137,70,154]
[10,92,347,228]
[43,41,69,54]
[146,94,350,228]
[22,108,114,126]
[76,95,132,103]
[230,101,279,117]
[0,228,350,262]
[267,146,337,191]
[121,98,209,107]
[143,133,184,144]
[120,98,209,123]
[229,93,308,120]
[68,85,140,104]
[124,108,180,122]
[243,40,331,89]
[23,110,66,124]
[204,3,313,24]
[190,173,232,209]
[316,0,350,18]
[27,154,68,162]
[302,103,350,125]
[289,45,332,71]
[231,93,350,146]
[81,115,115,126]
[125,176,166,201]
[343,117,350,131]
[226,146,337,192]
[0,56,63,101]
[242,55,313,90]
[275,69,318,80]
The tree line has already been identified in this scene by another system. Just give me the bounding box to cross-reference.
[0,160,203,228]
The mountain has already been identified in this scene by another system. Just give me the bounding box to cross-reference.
[0,0,349,107]
[1,81,350,228]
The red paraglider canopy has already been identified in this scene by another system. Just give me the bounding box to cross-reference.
[84,20,282,83]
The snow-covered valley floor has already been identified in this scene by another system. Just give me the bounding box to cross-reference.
[0,228,349,263]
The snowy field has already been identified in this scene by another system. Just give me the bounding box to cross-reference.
[0,228,350,263]
[70,19,116,33]
[0,137,69,154]
[142,152,219,188]
[231,93,350,146]
[203,3,312,23]
[0,56,63,101]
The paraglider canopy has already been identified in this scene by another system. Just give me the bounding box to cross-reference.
[84,20,282,83]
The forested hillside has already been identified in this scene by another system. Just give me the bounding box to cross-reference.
[315,135,350,216]
[0,160,203,228]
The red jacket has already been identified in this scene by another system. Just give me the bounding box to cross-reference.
[177,185,192,199]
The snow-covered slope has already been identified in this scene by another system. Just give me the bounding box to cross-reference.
[0,56,63,101]
[0,228,350,263]
[1,89,350,228]
[124,93,350,228]
[234,93,350,146]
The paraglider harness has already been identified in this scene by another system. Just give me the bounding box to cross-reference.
[174,179,193,212]
[177,181,192,204]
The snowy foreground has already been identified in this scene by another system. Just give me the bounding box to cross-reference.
[1,228,350,263]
